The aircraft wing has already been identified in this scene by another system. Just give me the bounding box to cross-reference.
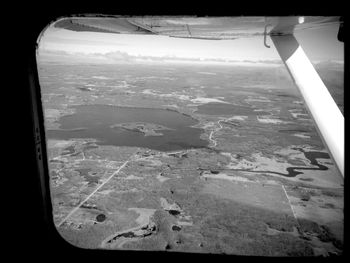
[53,16,340,40]
[52,16,266,39]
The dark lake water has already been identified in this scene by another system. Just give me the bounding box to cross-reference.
[47,104,208,151]
[195,103,269,116]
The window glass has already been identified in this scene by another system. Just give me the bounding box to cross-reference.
[295,23,344,114]
[37,16,343,255]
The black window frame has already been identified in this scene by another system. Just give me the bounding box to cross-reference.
[19,5,346,261]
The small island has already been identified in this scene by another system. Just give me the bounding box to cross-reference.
[110,122,173,136]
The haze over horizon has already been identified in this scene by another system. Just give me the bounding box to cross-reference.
[37,18,343,65]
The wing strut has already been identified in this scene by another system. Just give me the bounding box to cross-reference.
[268,18,344,176]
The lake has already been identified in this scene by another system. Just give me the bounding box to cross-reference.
[47,104,208,151]
[195,102,270,116]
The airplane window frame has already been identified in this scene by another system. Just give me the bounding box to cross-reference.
[25,10,345,259]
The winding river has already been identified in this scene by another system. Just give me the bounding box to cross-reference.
[230,147,330,178]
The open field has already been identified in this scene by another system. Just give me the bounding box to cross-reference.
[39,62,343,256]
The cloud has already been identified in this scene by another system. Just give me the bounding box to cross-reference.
[313,59,344,70]
[104,51,136,62]
[163,18,212,26]
[37,49,112,64]
[37,48,286,66]
[240,59,282,64]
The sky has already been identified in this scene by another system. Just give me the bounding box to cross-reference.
[38,17,343,64]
